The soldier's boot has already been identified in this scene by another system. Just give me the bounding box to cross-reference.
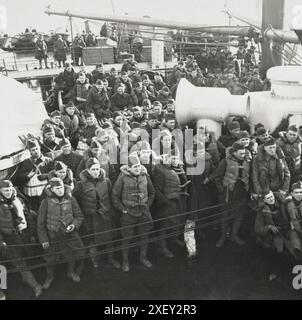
[43,266,55,290]
[108,251,121,269]
[21,271,43,298]
[67,261,81,282]
[216,222,227,248]
[231,218,246,246]
[121,248,130,273]
[139,243,152,268]
[158,237,174,258]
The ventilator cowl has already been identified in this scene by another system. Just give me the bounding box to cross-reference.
[267,66,302,99]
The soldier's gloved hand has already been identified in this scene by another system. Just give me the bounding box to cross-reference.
[0,242,8,256]
[66,224,75,233]
[42,242,50,250]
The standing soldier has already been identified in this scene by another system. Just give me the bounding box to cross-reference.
[72,33,86,66]
[112,154,155,272]
[276,125,302,184]
[152,153,182,258]
[252,138,291,202]
[37,178,85,289]
[14,139,52,211]
[53,35,68,68]
[0,180,43,298]
[35,34,49,69]
[210,142,252,248]
[74,158,120,269]
[71,72,91,113]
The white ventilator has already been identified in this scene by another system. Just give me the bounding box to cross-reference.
[176,66,302,136]
[184,219,197,258]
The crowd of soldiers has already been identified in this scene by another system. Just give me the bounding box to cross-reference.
[1,50,301,300]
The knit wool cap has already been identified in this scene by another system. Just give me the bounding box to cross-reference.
[292,181,302,192]
[86,112,95,118]
[288,125,298,133]
[49,177,64,188]
[50,110,61,118]
[256,127,268,136]
[26,138,40,150]
[112,111,123,119]
[43,125,55,135]
[227,121,240,131]
[153,101,162,107]
[59,138,71,148]
[54,161,67,172]
[167,98,175,104]
[231,142,246,153]
[165,113,175,122]
[64,100,75,110]
[128,153,141,167]
[0,180,13,189]
[237,130,250,140]
[86,157,99,169]
[148,113,157,120]
[263,137,276,147]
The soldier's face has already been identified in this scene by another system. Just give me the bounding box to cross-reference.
[117,86,124,94]
[264,192,275,205]
[230,128,240,137]
[66,106,75,116]
[88,164,101,179]
[286,130,298,143]
[129,164,141,176]
[154,75,161,82]
[79,75,86,84]
[45,132,55,141]
[171,156,180,167]
[52,185,65,197]
[91,148,102,158]
[139,150,151,164]
[166,120,175,130]
[166,104,175,112]
[122,75,128,81]
[148,119,158,128]
[55,169,67,180]
[61,143,71,155]
[162,136,172,148]
[292,189,302,202]
[264,144,277,156]
[111,70,117,77]
[154,106,161,114]
[97,67,103,73]
[52,116,61,125]
[30,146,41,159]
[114,116,123,126]
[0,187,13,199]
[239,138,250,148]
[86,116,95,126]
[234,149,246,161]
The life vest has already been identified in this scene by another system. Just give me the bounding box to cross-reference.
[223,154,250,191]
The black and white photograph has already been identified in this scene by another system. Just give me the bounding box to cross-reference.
[0,0,302,303]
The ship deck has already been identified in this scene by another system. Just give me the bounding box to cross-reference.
[4,61,175,81]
